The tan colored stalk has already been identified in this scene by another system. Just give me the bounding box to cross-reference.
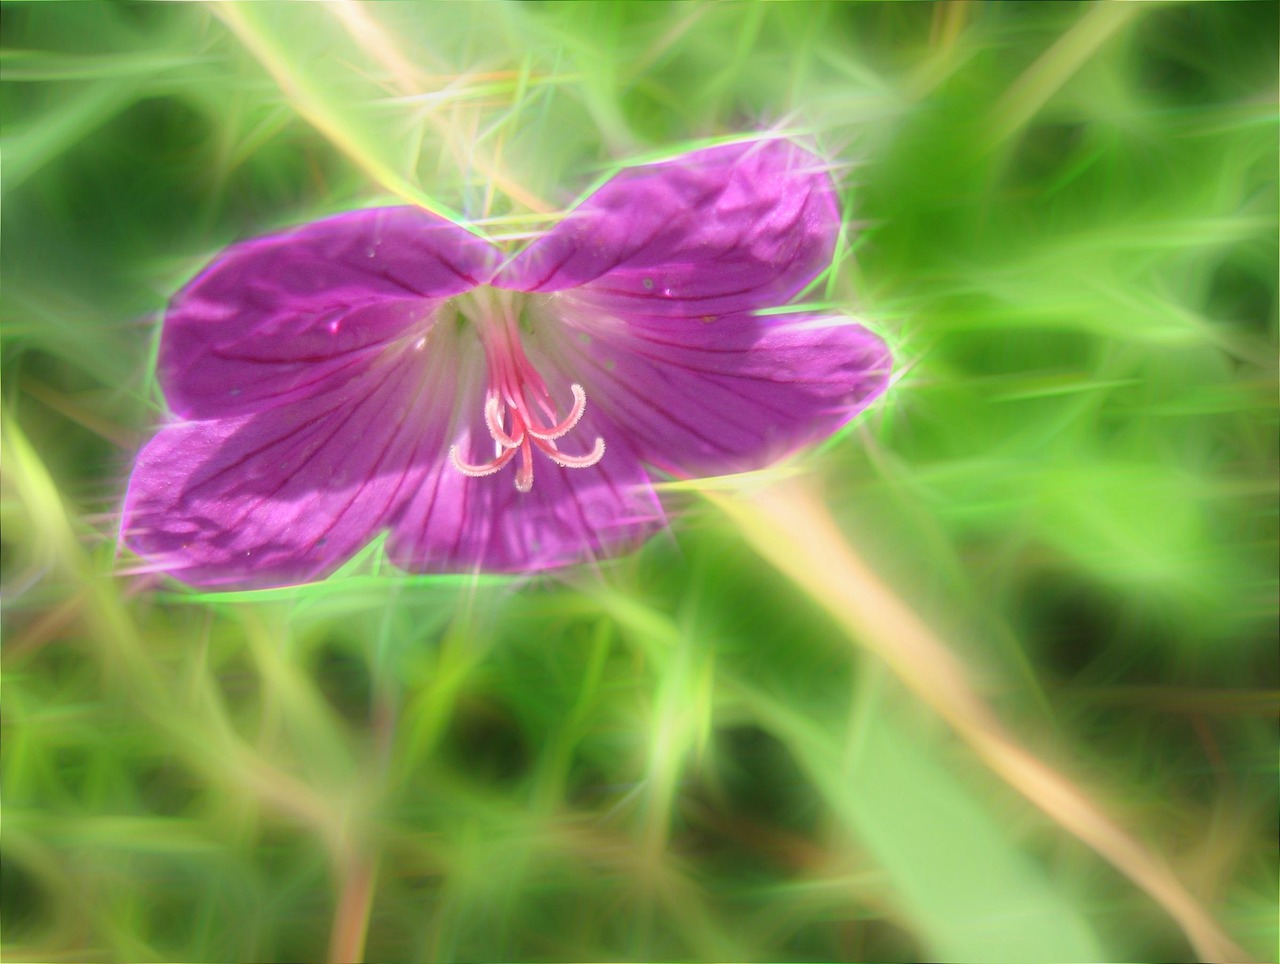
[705,475,1250,964]
[327,849,380,964]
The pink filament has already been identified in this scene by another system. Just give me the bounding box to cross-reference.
[450,289,605,493]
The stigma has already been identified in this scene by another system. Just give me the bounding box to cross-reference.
[449,288,605,492]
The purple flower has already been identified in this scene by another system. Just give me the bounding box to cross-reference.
[122,138,891,588]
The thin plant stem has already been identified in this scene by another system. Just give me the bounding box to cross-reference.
[706,475,1251,964]
[327,848,380,964]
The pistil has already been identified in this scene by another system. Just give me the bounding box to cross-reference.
[449,288,605,492]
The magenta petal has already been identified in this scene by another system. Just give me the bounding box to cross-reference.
[386,374,664,573]
[124,313,664,587]
[492,139,840,319]
[122,330,474,589]
[534,298,891,478]
[160,207,499,420]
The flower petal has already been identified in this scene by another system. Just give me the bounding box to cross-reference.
[124,313,665,587]
[160,207,499,420]
[385,370,664,574]
[122,320,479,588]
[492,139,839,319]
[527,295,891,478]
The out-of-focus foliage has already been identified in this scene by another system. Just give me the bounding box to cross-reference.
[2,2,1275,962]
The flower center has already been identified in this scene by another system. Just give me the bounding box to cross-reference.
[449,287,604,493]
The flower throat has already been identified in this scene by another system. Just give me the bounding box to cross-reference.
[449,287,604,493]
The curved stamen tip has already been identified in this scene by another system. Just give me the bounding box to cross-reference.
[454,344,604,489]
[484,392,522,448]
[538,436,605,469]
[527,383,588,441]
[450,443,517,478]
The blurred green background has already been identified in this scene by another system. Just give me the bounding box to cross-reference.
[2,2,1276,961]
